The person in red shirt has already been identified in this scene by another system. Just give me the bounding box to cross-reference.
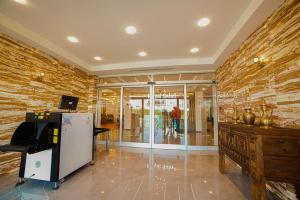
[171,106,181,133]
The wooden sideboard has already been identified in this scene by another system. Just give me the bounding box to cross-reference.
[218,122,300,200]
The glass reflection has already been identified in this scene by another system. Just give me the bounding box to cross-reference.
[154,86,185,145]
[122,87,150,143]
[98,88,121,142]
[187,85,214,146]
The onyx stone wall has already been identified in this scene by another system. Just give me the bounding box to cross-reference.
[216,0,299,199]
[0,34,97,174]
[216,0,300,128]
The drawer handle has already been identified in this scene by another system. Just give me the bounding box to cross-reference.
[278,140,285,144]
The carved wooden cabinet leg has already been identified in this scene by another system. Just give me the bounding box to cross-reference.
[294,183,300,200]
[251,178,267,200]
[242,167,248,175]
[219,151,226,174]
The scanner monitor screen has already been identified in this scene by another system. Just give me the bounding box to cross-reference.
[59,95,79,110]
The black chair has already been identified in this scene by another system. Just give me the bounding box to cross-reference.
[93,125,110,151]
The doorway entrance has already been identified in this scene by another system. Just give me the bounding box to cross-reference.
[96,82,217,150]
[152,85,186,149]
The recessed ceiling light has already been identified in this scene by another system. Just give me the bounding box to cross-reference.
[125,26,137,35]
[138,51,147,57]
[67,36,79,43]
[197,17,210,27]
[14,0,27,4]
[190,47,199,53]
[94,56,103,61]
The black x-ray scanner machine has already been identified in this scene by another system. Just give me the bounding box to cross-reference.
[0,96,93,189]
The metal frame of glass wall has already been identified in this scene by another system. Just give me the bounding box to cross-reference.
[96,80,218,150]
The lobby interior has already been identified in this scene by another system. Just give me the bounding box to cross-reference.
[0,0,299,199]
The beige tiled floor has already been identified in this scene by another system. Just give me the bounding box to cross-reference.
[0,146,253,200]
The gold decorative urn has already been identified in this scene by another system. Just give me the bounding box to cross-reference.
[260,100,273,128]
[243,108,255,125]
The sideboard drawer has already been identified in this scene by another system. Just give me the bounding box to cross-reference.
[263,137,300,157]
[264,157,300,180]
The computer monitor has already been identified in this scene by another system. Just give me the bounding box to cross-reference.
[59,95,79,111]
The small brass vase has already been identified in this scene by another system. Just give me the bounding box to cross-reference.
[260,101,272,128]
[243,108,255,125]
[232,106,239,124]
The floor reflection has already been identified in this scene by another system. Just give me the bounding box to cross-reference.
[99,123,214,146]
[0,146,253,200]
[0,180,51,200]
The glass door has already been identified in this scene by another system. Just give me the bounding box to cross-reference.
[187,85,214,146]
[152,85,186,149]
[98,82,218,150]
[186,85,216,148]
[96,87,121,144]
[120,86,151,147]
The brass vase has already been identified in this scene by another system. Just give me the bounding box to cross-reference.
[232,106,239,124]
[243,108,255,125]
[260,100,272,128]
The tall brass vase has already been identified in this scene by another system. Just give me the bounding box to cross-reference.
[232,106,239,124]
[260,101,272,128]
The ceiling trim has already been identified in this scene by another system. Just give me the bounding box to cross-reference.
[212,0,263,62]
[212,0,283,66]
[97,80,215,88]
[0,12,90,72]
[97,69,216,78]
[90,57,214,72]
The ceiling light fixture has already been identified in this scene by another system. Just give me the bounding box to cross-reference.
[94,56,103,61]
[125,26,137,35]
[138,51,147,57]
[14,0,27,5]
[190,47,199,53]
[67,36,79,43]
[197,17,210,27]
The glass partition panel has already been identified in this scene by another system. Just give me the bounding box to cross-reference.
[98,87,121,142]
[186,85,214,146]
[122,87,150,143]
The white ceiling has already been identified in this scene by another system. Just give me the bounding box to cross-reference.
[0,0,283,75]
